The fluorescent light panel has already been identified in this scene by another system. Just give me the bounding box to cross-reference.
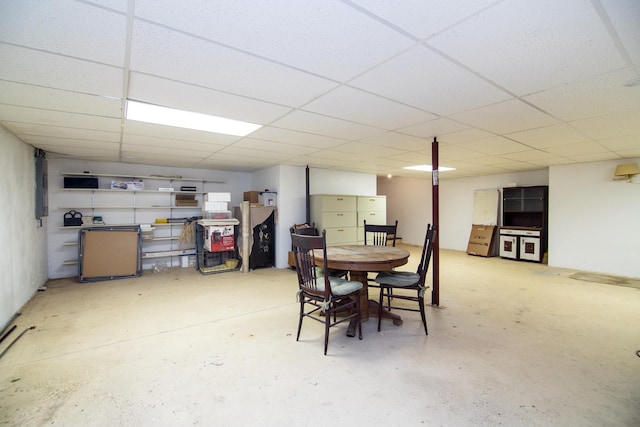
[125,100,262,137]
[403,165,455,172]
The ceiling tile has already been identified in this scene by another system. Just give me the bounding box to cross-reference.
[129,21,339,107]
[0,105,121,132]
[122,134,226,153]
[570,110,640,139]
[542,141,610,156]
[123,121,241,145]
[0,45,123,96]
[349,45,511,115]
[249,126,347,149]
[217,146,296,162]
[398,117,470,138]
[270,110,381,140]
[20,135,120,151]
[328,142,406,158]
[85,0,129,13]
[357,131,431,151]
[1,122,120,142]
[302,86,436,129]
[232,138,317,156]
[0,0,127,66]
[428,0,628,95]
[596,135,640,151]
[439,145,484,161]
[347,0,498,40]
[524,68,640,121]
[601,0,640,64]
[506,124,591,149]
[451,99,559,134]
[437,127,495,144]
[121,143,211,159]
[0,81,122,117]
[134,0,414,81]
[127,73,292,124]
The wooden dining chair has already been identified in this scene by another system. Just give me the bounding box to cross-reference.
[364,220,398,302]
[290,223,348,278]
[291,230,363,355]
[374,224,436,335]
[363,220,398,247]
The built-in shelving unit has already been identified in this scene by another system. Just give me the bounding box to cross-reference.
[55,172,226,275]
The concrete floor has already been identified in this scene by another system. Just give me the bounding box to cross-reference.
[1,246,639,426]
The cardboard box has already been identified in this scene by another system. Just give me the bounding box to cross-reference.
[204,225,235,252]
[175,194,197,206]
[467,225,497,257]
[244,191,260,203]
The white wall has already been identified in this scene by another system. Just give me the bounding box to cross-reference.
[378,170,549,248]
[269,166,377,268]
[0,127,48,329]
[548,160,640,278]
[309,168,377,195]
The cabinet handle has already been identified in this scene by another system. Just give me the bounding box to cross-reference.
[337,213,343,216]
[337,198,343,201]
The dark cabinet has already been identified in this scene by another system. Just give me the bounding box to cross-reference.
[250,210,275,269]
[500,186,548,262]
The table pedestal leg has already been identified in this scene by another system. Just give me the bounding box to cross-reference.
[345,271,402,337]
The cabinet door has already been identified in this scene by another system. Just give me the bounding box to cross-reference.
[520,237,541,261]
[499,235,518,259]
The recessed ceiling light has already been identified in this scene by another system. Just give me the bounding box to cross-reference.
[125,100,262,136]
[403,165,455,172]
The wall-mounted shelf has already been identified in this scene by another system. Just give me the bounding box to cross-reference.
[55,172,222,275]
[60,172,225,184]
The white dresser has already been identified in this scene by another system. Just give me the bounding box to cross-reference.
[356,195,387,243]
[311,194,386,246]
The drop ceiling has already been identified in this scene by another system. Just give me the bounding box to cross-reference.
[1,0,639,179]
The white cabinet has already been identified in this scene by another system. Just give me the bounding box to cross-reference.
[356,195,386,243]
[499,228,541,261]
[310,195,358,245]
[55,172,225,276]
[311,194,387,246]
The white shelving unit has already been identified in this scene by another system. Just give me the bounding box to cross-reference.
[56,172,226,274]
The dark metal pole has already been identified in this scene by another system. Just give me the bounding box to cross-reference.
[305,165,310,225]
[431,137,440,306]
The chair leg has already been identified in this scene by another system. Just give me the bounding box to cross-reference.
[296,300,304,341]
[324,307,331,355]
[357,291,363,340]
[377,287,384,332]
[418,294,428,335]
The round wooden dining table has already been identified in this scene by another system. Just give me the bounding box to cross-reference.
[315,245,410,333]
